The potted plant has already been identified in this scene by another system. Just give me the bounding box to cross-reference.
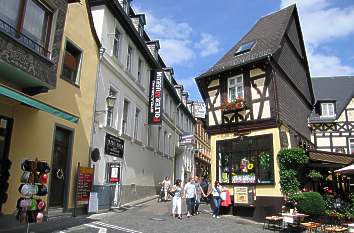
[220,97,246,112]
[259,152,270,170]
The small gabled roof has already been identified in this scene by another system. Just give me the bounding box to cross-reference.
[198,5,295,78]
[309,76,354,122]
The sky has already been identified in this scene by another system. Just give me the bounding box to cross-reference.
[132,0,354,101]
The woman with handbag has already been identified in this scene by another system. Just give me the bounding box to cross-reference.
[171,179,182,219]
[205,180,222,219]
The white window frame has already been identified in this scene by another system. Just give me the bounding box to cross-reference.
[133,107,141,140]
[321,103,335,118]
[227,74,244,101]
[112,27,121,59]
[126,46,133,72]
[106,87,117,128]
[137,58,143,84]
[349,138,354,154]
[122,99,130,135]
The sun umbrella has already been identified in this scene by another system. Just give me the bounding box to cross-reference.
[334,164,354,174]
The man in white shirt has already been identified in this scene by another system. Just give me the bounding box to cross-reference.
[183,177,196,217]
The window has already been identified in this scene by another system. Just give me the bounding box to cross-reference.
[121,0,128,13]
[169,99,173,117]
[106,88,117,127]
[321,103,335,117]
[147,125,152,147]
[157,127,161,152]
[164,131,167,155]
[138,24,144,36]
[62,41,82,85]
[126,46,133,72]
[0,0,52,56]
[235,40,256,56]
[137,58,143,84]
[112,27,120,58]
[133,108,140,140]
[168,136,172,156]
[218,134,274,184]
[228,75,244,101]
[349,139,354,154]
[122,99,130,135]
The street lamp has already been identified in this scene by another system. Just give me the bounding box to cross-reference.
[96,95,117,113]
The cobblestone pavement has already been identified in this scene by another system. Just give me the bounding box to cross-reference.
[3,199,275,233]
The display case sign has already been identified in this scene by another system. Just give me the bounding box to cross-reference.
[148,70,164,125]
[105,133,124,158]
[193,102,206,118]
[234,186,255,206]
[76,166,94,205]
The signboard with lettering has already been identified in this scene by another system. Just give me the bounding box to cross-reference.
[105,133,124,158]
[193,102,206,118]
[76,166,94,205]
[148,70,164,125]
[179,133,194,147]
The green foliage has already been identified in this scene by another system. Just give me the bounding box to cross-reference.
[292,192,325,216]
[278,148,308,170]
[259,152,270,170]
[307,170,323,179]
[277,148,309,196]
[279,169,300,196]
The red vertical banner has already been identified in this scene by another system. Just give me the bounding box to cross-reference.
[148,70,164,125]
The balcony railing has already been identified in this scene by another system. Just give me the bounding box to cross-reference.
[0,18,50,58]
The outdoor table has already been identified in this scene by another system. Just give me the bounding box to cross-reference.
[301,222,321,233]
[324,226,348,232]
[349,223,354,233]
[282,213,308,230]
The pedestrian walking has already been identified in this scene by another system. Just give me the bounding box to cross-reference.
[205,180,222,219]
[193,176,205,215]
[183,177,196,218]
[200,176,210,203]
[170,179,182,219]
[159,176,171,202]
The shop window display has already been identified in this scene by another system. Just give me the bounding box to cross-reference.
[217,134,274,184]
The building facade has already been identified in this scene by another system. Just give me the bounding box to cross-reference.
[89,0,195,209]
[0,0,100,216]
[196,5,314,221]
[309,76,354,154]
[193,118,211,178]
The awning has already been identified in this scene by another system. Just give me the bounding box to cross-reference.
[308,149,354,165]
[335,164,354,174]
[0,84,79,123]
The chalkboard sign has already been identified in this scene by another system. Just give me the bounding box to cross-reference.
[76,166,94,205]
[105,133,124,158]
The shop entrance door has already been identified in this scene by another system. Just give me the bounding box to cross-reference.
[49,127,72,208]
[0,116,13,213]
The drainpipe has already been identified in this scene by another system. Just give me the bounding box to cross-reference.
[89,47,106,168]
[173,102,182,182]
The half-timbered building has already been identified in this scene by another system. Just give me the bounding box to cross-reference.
[195,5,314,221]
[309,76,354,154]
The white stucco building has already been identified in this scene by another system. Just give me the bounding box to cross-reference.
[89,0,195,209]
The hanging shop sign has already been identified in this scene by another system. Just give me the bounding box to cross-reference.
[105,133,124,158]
[76,165,94,205]
[193,102,206,118]
[148,70,164,125]
[179,133,194,147]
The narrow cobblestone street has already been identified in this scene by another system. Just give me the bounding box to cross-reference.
[3,199,273,233]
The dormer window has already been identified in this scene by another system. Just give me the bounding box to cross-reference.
[235,40,256,56]
[228,75,244,101]
[122,0,128,13]
[321,103,335,118]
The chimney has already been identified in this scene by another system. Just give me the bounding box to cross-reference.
[146,40,160,60]
[131,14,146,36]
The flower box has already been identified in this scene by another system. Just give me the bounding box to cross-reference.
[221,98,247,113]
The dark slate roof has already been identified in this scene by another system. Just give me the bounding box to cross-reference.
[309,76,354,122]
[198,5,295,78]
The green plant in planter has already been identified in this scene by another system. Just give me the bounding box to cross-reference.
[307,170,323,180]
[292,192,325,216]
[259,152,270,170]
[279,169,300,196]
